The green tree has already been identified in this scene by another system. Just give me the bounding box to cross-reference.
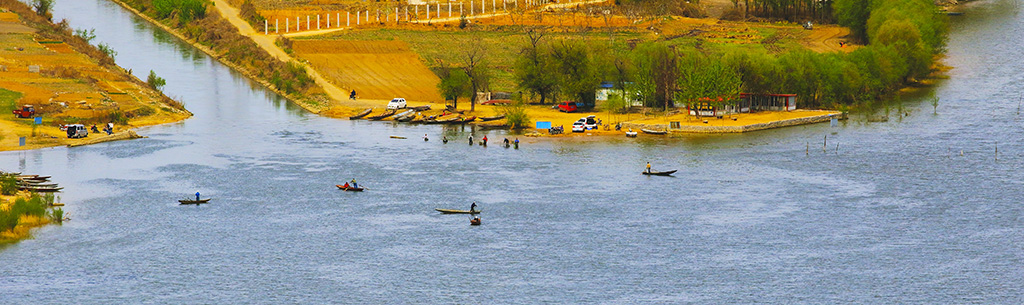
[549,41,599,108]
[833,0,874,43]
[147,70,166,91]
[436,60,470,108]
[32,0,54,20]
[514,28,558,104]
[632,43,676,110]
[675,51,742,115]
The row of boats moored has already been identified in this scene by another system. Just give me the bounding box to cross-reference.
[350,107,505,125]
[7,173,63,192]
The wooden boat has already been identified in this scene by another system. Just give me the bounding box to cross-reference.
[349,108,372,119]
[625,131,638,137]
[20,186,63,192]
[470,218,481,226]
[478,114,505,121]
[179,198,211,205]
[408,105,431,111]
[396,112,418,122]
[641,129,667,135]
[410,116,425,123]
[435,208,481,214]
[389,135,406,139]
[367,110,396,120]
[458,116,477,124]
[393,109,416,121]
[425,116,461,124]
[336,185,365,192]
[19,182,57,187]
[642,170,677,176]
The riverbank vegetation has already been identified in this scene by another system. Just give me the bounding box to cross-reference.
[114,0,325,105]
[0,177,59,244]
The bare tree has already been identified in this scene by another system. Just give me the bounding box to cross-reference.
[462,45,489,112]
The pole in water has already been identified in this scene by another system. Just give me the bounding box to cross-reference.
[836,143,839,154]
[995,142,998,161]
[823,135,827,153]
[806,142,809,156]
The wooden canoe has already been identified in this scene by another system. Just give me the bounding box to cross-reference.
[458,116,477,123]
[336,185,365,192]
[20,186,63,192]
[349,108,372,119]
[396,112,418,122]
[367,110,396,120]
[642,170,677,176]
[479,114,505,121]
[179,198,211,205]
[435,208,481,214]
[408,105,431,111]
[641,129,667,135]
[393,109,416,120]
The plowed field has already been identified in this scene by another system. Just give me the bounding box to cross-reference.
[292,40,442,102]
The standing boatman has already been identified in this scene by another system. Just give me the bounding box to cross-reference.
[646,162,651,173]
[470,202,477,213]
[195,191,201,201]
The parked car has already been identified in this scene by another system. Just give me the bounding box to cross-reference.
[557,101,578,113]
[571,121,585,132]
[583,115,598,130]
[387,98,407,110]
[66,124,88,139]
[12,105,34,118]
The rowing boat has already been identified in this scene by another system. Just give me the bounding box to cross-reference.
[349,108,372,119]
[408,105,431,111]
[179,198,211,205]
[435,208,481,214]
[642,170,677,176]
[336,185,365,192]
[454,116,477,124]
[641,129,667,135]
[479,114,505,121]
[20,186,63,192]
[396,112,418,122]
[393,109,416,121]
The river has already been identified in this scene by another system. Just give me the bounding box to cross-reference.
[2,0,1022,303]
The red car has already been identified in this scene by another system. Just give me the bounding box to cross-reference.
[12,105,34,118]
[557,101,578,113]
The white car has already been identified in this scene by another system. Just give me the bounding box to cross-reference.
[387,98,407,110]
[571,121,585,132]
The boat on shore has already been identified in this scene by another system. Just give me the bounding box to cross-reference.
[435,208,481,214]
[179,198,211,205]
[336,185,364,192]
[641,129,667,135]
[453,116,477,124]
[625,130,638,137]
[349,108,372,119]
[396,112,418,122]
[479,114,505,122]
[642,170,677,176]
[408,105,431,111]
[367,110,397,120]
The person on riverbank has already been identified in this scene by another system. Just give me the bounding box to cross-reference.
[646,162,651,173]
[349,90,357,100]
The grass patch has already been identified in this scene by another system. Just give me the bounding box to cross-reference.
[0,87,24,113]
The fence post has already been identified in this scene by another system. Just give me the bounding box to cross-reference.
[286,18,289,33]
[296,16,300,31]
[306,15,310,30]
[317,15,320,29]
[327,13,330,28]
[357,11,360,25]
[347,12,350,27]
[265,20,268,35]
[427,5,430,19]
[482,0,485,14]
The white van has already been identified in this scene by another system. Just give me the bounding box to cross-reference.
[66,124,88,138]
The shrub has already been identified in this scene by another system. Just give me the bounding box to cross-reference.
[0,175,17,195]
[498,101,530,129]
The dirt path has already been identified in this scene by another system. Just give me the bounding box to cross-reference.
[211,0,350,108]
[801,25,854,53]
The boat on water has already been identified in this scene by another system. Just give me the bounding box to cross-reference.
[625,130,638,137]
[179,198,211,205]
[336,185,365,192]
[470,217,481,226]
[479,114,505,121]
[641,129,667,135]
[367,110,397,120]
[20,186,63,192]
[435,208,481,214]
[642,170,677,176]
[349,108,372,119]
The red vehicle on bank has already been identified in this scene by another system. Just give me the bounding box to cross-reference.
[557,101,578,113]
[12,105,34,118]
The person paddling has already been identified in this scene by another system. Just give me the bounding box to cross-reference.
[470,202,477,213]
[350,178,358,189]
[646,162,651,173]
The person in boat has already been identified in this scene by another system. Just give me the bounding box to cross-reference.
[343,182,350,189]
[195,192,200,201]
[470,202,477,213]
[350,179,357,188]
[646,162,651,173]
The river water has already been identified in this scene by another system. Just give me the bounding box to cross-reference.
[2,0,1023,303]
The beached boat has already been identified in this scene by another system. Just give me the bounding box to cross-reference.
[367,110,397,120]
[454,116,477,124]
[641,129,667,135]
[478,114,505,121]
[179,198,211,205]
[625,130,638,137]
[426,116,461,124]
[349,108,372,119]
[408,105,431,111]
[20,186,63,192]
[435,208,481,214]
[396,112,418,122]
[336,185,365,192]
[393,109,416,120]
[642,170,677,176]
